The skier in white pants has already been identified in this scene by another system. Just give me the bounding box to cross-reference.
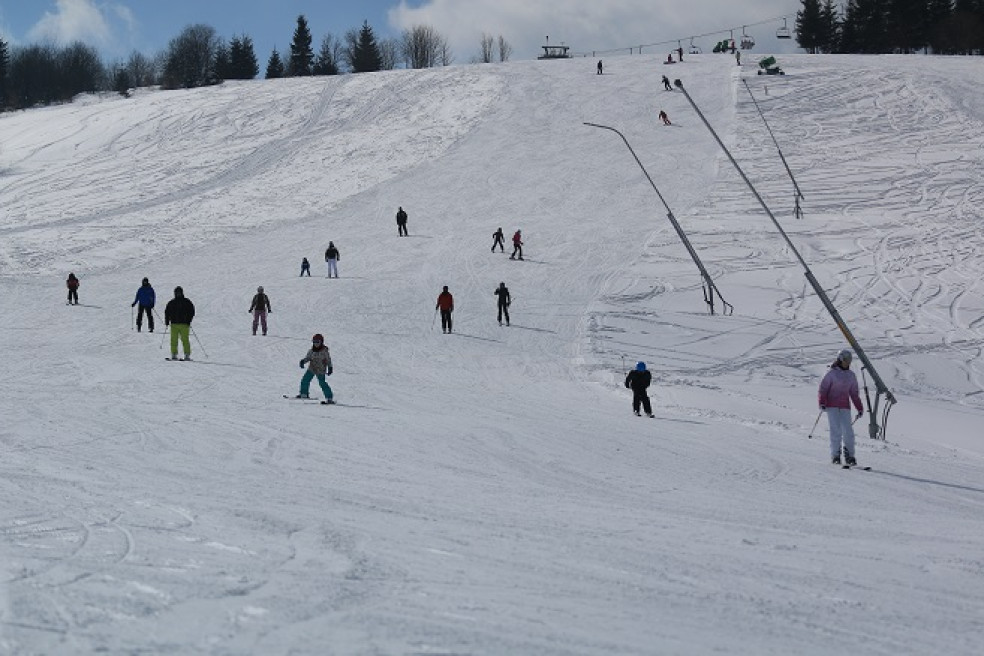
[818,348,864,465]
[324,242,340,278]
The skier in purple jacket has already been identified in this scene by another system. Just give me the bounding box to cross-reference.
[818,349,864,465]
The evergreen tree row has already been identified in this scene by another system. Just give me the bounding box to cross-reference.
[0,14,501,111]
[797,0,984,54]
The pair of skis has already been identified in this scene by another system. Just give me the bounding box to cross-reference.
[283,395,335,405]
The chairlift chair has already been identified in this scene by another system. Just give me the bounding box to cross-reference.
[776,18,791,40]
[740,27,755,50]
[688,38,701,55]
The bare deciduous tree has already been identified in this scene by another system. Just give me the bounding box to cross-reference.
[479,33,495,63]
[126,51,157,87]
[379,37,400,70]
[401,24,450,69]
[497,35,513,62]
[162,24,220,89]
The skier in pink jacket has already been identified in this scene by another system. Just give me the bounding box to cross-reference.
[818,349,864,465]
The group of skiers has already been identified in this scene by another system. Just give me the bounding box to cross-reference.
[65,195,866,462]
[490,227,524,260]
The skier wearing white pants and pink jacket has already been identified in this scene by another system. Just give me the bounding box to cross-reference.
[818,349,864,465]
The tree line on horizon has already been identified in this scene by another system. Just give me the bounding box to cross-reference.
[796,0,984,54]
[0,15,513,111]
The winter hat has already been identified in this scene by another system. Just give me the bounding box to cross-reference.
[443,286,449,292]
[257,286,264,293]
[838,348,853,364]
[312,333,324,343]
[174,286,183,296]
[142,277,149,284]
[636,361,647,371]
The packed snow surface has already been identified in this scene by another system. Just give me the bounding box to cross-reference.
[1,54,983,654]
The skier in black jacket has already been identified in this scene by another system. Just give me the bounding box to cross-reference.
[625,361,654,417]
[164,286,196,360]
[494,282,511,326]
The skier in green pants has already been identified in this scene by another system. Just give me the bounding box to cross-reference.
[164,286,195,360]
[297,333,334,403]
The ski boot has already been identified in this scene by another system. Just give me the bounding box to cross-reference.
[832,455,841,465]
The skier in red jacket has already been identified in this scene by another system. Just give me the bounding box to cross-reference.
[436,286,454,334]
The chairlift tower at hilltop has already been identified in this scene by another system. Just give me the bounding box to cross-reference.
[538,36,571,60]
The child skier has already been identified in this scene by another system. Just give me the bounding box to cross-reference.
[131,277,156,332]
[249,286,271,336]
[491,227,505,253]
[625,361,654,418]
[818,349,864,465]
[66,273,80,305]
[300,257,311,276]
[297,334,334,403]
[659,110,672,126]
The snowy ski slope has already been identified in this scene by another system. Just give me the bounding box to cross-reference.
[1,53,983,654]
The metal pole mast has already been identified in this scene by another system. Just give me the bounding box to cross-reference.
[673,79,896,439]
[741,78,805,219]
[584,122,733,316]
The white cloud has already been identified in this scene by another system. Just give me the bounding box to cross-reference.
[27,0,113,46]
[386,0,797,62]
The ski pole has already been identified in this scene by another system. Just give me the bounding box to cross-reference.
[807,410,823,439]
[131,305,134,330]
[431,308,438,331]
[190,325,209,358]
[159,326,169,349]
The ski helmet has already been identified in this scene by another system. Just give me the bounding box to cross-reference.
[312,333,324,343]
[636,361,647,371]
[174,286,183,296]
[838,348,853,364]
[257,286,264,293]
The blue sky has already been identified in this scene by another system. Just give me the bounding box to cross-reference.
[0,0,798,66]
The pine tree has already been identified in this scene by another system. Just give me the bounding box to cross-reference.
[840,0,889,53]
[347,20,382,73]
[266,48,285,79]
[819,0,841,52]
[288,15,314,76]
[213,42,231,81]
[0,38,8,109]
[887,0,928,52]
[229,35,259,79]
[925,0,954,52]
[796,0,824,53]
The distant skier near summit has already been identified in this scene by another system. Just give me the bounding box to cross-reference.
[818,349,864,465]
[625,362,654,418]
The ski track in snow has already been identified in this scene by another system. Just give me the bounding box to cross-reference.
[1,55,983,654]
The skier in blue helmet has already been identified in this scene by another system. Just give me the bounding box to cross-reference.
[624,361,654,417]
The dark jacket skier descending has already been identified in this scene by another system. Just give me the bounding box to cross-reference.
[625,362,654,417]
